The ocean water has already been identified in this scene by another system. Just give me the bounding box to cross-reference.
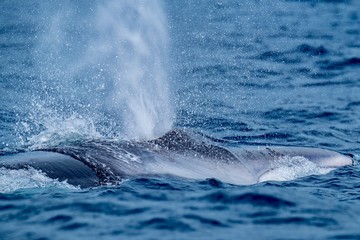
[1,0,360,239]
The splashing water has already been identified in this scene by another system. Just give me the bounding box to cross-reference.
[258,156,334,183]
[0,167,78,193]
[20,0,173,147]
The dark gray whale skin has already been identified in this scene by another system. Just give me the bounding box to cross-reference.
[0,130,353,187]
[0,151,99,188]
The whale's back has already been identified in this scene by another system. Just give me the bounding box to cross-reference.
[0,130,353,187]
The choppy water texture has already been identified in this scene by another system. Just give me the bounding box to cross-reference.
[1,0,360,239]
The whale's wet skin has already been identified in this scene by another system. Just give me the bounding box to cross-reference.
[0,130,352,188]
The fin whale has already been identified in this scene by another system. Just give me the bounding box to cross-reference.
[0,130,353,187]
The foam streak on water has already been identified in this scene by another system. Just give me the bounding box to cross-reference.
[25,0,173,145]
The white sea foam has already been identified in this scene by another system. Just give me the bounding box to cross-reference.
[259,156,334,182]
[0,167,78,193]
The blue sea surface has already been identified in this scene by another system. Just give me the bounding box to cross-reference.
[1,0,360,239]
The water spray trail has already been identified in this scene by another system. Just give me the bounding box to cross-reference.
[94,1,173,139]
[27,0,173,145]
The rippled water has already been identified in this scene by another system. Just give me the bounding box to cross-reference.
[1,0,360,239]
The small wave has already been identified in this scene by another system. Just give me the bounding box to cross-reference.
[131,178,181,191]
[199,178,224,188]
[262,108,340,121]
[176,111,252,133]
[0,167,78,193]
[256,51,284,61]
[346,101,360,109]
[255,50,301,64]
[302,79,354,87]
[199,191,295,207]
[137,217,194,231]
[253,216,338,227]
[294,44,328,56]
[319,57,360,70]
[183,214,228,227]
[223,132,293,141]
